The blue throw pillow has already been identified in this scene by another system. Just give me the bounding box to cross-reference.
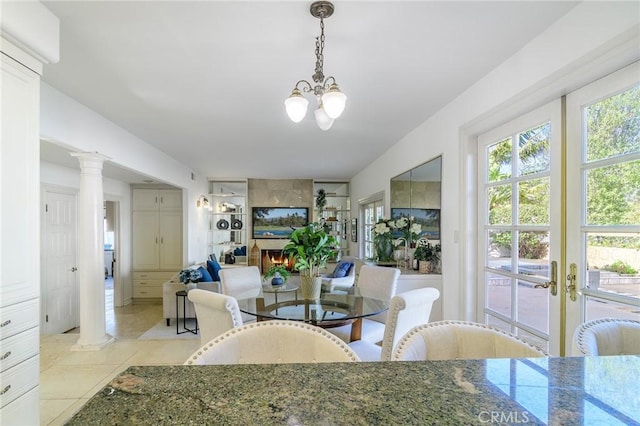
[198,266,213,282]
[332,261,353,278]
[207,259,221,282]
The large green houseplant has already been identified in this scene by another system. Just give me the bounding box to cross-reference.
[283,222,338,299]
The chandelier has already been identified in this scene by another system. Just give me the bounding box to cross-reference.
[284,1,347,131]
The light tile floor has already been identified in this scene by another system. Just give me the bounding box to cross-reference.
[39,284,202,425]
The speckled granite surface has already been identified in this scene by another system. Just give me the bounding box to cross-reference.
[67,356,639,425]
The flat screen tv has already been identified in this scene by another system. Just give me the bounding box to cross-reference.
[252,207,309,239]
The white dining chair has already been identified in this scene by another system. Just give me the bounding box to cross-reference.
[219,266,263,322]
[187,289,243,344]
[348,287,440,361]
[328,265,401,344]
[184,320,361,365]
[392,320,547,361]
[572,317,640,356]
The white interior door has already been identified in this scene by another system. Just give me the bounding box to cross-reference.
[43,189,78,334]
[565,62,640,353]
[478,100,562,354]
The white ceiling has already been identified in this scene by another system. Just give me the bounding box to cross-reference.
[40,1,578,183]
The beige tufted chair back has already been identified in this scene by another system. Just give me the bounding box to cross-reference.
[572,318,640,356]
[392,320,547,361]
[185,320,361,365]
[187,289,243,345]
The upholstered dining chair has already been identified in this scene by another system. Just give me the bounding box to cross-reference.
[572,317,640,356]
[328,264,401,344]
[348,287,440,361]
[392,320,547,361]
[187,289,243,344]
[219,266,262,322]
[184,320,361,365]
[219,265,262,298]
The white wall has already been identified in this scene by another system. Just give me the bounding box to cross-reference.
[40,84,210,266]
[349,2,640,321]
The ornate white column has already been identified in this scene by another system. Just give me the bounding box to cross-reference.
[71,152,115,350]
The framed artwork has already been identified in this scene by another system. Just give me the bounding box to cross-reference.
[391,208,440,240]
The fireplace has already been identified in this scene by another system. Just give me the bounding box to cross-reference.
[260,249,294,273]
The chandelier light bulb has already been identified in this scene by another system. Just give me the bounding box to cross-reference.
[314,105,334,131]
[322,83,347,119]
[285,89,309,123]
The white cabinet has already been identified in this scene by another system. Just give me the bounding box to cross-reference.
[209,180,248,265]
[132,188,182,211]
[0,54,42,422]
[132,189,183,299]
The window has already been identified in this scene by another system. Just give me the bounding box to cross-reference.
[360,194,384,260]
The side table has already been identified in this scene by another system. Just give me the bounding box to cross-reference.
[175,290,198,335]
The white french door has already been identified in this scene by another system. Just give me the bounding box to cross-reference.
[565,62,640,350]
[478,62,640,356]
[478,100,563,355]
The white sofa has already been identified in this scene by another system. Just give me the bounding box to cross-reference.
[162,262,220,326]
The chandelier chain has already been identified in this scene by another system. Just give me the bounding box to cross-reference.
[313,18,325,84]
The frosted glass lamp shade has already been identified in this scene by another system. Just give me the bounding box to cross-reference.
[322,83,347,119]
[285,89,309,123]
[314,106,334,131]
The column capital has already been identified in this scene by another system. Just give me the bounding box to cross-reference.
[70,152,111,172]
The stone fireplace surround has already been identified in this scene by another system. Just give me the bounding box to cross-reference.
[247,178,314,273]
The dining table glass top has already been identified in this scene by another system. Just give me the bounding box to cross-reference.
[235,285,389,325]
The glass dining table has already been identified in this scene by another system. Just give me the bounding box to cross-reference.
[235,284,389,342]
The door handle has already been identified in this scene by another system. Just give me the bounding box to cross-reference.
[567,263,578,302]
[70,267,78,272]
[534,260,557,296]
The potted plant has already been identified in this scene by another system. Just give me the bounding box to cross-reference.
[283,222,338,299]
[413,240,440,274]
[263,265,291,286]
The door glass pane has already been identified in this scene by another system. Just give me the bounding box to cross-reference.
[586,160,640,226]
[518,123,551,175]
[488,185,512,225]
[517,279,549,333]
[486,274,511,318]
[586,232,640,304]
[488,138,512,181]
[518,178,549,225]
[585,296,640,321]
[585,86,640,162]
[488,230,512,268]
[517,231,550,280]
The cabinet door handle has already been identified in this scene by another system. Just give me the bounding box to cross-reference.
[156,237,158,244]
[0,385,11,395]
[161,196,164,204]
[161,237,164,244]
[0,320,11,328]
[1,351,11,360]
[155,196,158,204]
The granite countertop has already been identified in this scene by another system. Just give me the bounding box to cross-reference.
[67,356,639,425]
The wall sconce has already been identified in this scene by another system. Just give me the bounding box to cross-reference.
[196,195,209,209]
